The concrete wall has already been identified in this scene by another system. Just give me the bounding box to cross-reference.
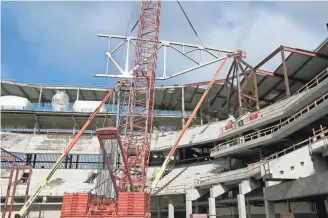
[262,146,328,180]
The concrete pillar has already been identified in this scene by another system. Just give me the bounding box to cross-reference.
[183,147,186,160]
[195,200,199,214]
[168,198,174,218]
[186,200,192,218]
[264,201,275,218]
[157,196,161,218]
[200,108,203,125]
[281,48,290,97]
[208,197,216,218]
[264,181,279,218]
[76,88,80,101]
[237,194,247,218]
[314,197,327,218]
[181,86,185,127]
[38,86,43,108]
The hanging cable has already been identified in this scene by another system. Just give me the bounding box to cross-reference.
[117,0,136,75]
[177,0,204,46]
[130,1,153,33]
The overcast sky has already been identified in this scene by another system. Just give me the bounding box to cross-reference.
[2,1,327,88]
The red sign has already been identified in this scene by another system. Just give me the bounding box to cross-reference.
[249,113,259,121]
[225,124,233,130]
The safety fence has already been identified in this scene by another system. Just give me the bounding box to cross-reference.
[212,67,328,138]
[0,103,192,117]
[212,91,328,152]
[151,126,328,194]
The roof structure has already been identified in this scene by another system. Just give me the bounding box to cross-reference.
[1,38,327,117]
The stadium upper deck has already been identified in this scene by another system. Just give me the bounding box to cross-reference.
[1,38,328,218]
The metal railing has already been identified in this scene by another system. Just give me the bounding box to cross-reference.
[0,103,193,117]
[213,67,328,136]
[150,126,328,194]
[201,126,328,187]
[212,92,328,152]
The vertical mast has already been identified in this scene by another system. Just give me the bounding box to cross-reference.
[121,0,162,191]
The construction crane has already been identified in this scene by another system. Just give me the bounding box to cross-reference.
[15,1,162,217]
[15,1,235,217]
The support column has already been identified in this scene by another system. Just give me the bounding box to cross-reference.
[237,194,247,218]
[186,200,192,218]
[183,147,186,160]
[281,47,290,97]
[76,88,80,101]
[168,198,174,218]
[112,90,116,112]
[235,59,243,116]
[200,108,203,125]
[264,181,279,218]
[238,180,260,218]
[38,86,43,109]
[157,196,161,218]
[195,200,199,214]
[264,201,275,218]
[314,196,327,218]
[208,197,216,218]
[181,86,185,128]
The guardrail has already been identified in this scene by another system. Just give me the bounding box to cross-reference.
[0,104,192,117]
[200,126,328,187]
[212,92,328,152]
[264,126,328,161]
[211,67,328,137]
[152,126,328,194]
[194,163,262,187]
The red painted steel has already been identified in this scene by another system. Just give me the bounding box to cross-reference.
[1,156,16,218]
[120,0,162,193]
[151,56,229,191]
[1,160,33,218]
[96,128,133,194]
[60,1,162,217]
[61,192,149,218]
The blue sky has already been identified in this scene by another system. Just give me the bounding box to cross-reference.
[2,1,328,88]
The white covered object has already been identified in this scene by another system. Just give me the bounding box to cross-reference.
[73,100,106,113]
[0,95,33,110]
[52,91,69,111]
[226,114,236,124]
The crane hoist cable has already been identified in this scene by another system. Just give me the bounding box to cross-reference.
[177,0,205,47]
[116,0,136,75]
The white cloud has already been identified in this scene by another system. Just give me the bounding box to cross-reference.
[3,1,327,85]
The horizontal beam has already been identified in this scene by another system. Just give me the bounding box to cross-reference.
[98,34,233,54]
[283,46,328,60]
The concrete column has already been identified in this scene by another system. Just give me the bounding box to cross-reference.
[264,181,279,218]
[195,200,199,214]
[200,108,203,125]
[208,197,216,218]
[264,201,275,218]
[76,88,80,101]
[314,197,327,218]
[181,86,185,128]
[38,86,43,109]
[183,147,186,160]
[157,196,161,218]
[281,48,290,97]
[237,194,247,218]
[168,198,174,218]
[186,200,192,218]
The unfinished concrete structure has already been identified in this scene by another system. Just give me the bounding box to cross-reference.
[1,29,328,218]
